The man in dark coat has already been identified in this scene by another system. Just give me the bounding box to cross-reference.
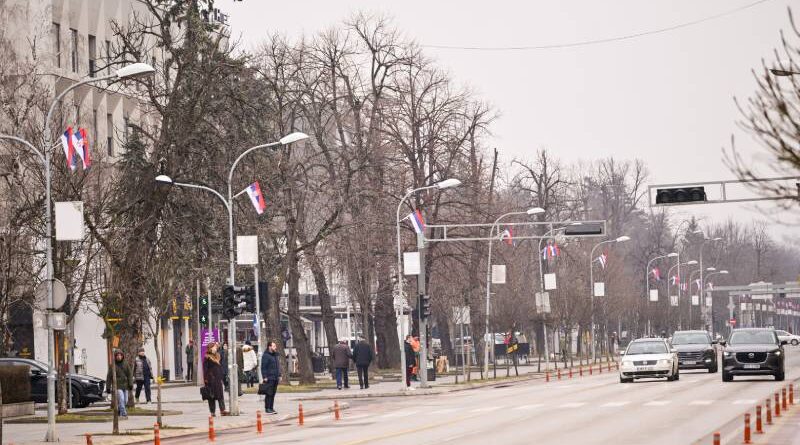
[352,337,373,389]
[260,341,281,414]
[331,339,352,390]
[185,340,196,381]
[203,342,228,416]
[107,350,132,418]
[404,335,416,389]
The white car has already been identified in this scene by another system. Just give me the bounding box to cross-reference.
[775,330,800,346]
[619,338,680,383]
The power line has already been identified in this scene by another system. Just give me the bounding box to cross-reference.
[422,0,773,51]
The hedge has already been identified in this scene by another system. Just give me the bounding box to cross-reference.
[0,365,31,404]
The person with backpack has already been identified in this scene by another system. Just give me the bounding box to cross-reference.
[133,347,153,404]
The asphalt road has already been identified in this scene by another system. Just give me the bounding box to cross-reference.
[163,349,800,445]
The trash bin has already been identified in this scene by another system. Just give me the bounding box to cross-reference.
[427,360,436,381]
[161,369,170,382]
[312,355,325,373]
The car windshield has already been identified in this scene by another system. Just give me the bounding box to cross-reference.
[626,342,668,354]
[776,330,789,336]
[729,331,777,345]
[671,333,710,345]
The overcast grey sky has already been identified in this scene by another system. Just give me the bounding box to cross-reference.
[221,0,798,239]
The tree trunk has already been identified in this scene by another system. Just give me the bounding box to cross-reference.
[287,247,315,384]
[152,323,163,427]
[263,275,290,385]
[374,269,399,368]
[304,246,338,373]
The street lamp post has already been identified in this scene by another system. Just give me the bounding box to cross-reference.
[589,236,630,362]
[705,270,729,336]
[645,252,678,336]
[155,131,307,415]
[666,260,698,332]
[0,63,155,442]
[395,178,461,389]
[483,208,544,378]
[692,231,722,331]
[688,267,716,329]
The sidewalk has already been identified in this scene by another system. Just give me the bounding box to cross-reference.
[750,396,800,444]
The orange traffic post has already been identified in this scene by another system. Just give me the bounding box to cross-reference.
[209,415,216,442]
[755,405,763,434]
[743,413,751,444]
[334,400,341,420]
[790,384,795,405]
[154,422,161,445]
[568,368,573,379]
[589,364,593,376]
[545,371,550,382]
[557,368,562,380]
[713,432,720,445]
[775,393,782,417]
[256,410,263,434]
[782,388,788,411]
[607,361,611,372]
[85,434,93,445]
[579,366,583,377]
[598,363,602,374]
[299,402,305,426]
[766,398,773,425]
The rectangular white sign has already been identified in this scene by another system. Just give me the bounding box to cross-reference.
[403,252,420,275]
[670,295,679,307]
[649,289,659,302]
[706,296,713,307]
[544,273,557,290]
[593,282,605,297]
[236,235,259,265]
[691,295,699,306]
[55,201,84,241]
[491,265,506,284]
[453,306,470,324]
[535,292,551,314]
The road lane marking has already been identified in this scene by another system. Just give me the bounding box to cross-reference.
[733,399,757,405]
[471,406,501,413]
[643,400,671,406]
[513,404,543,410]
[689,400,714,406]
[601,401,630,408]
[431,408,457,414]
[558,402,586,408]
[381,410,417,418]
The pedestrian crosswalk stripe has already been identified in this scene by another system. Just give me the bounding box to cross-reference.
[733,400,756,405]
[600,401,630,408]
[513,404,543,410]
[558,402,586,408]
[689,400,714,406]
[471,406,501,413]
[643,401,671,406]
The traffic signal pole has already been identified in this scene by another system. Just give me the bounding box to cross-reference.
[254,266,263,382]
[417,233,429,388]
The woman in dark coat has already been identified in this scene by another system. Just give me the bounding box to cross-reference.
[203,342,228,416]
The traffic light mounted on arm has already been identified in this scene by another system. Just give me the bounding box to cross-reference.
[199,295,210,327]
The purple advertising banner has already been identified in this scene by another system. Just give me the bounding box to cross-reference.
[200,328,219,365]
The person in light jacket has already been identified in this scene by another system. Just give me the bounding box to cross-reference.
[133,347,153,403]
[242,342,258,388]
[260,341,281,414]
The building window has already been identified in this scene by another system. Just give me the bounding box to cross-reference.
[92,109,98,143]
[88,35,96,77]
[70,28,78,73]
[106,114,114,157]
[52,23,60,68]
[105,40,111,75]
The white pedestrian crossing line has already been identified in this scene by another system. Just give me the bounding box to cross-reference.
[513,404,543,410]
[344,414,369,420]
[600,401,630,408]
[558,402,586,408]
[643,400,671,407]
[689,400,714,406]
[431,408,458,414]
[381,410,417,418]
[733,399,757,405]
[471,406,501,413]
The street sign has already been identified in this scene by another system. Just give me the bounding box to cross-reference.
[34,279,67,310]
[236,235,259,265]
[55,201,84,240]
[729,318,737,326]
[670,295,679,307]
[691,295,699,306]
[593,282,605,297]
[706,296,713,307]
[544,273,557,290]
[403,252,420,275]
[48,312,66,330]
[649,289,659,302]
[491,265,506,284]
[535,292,551,314]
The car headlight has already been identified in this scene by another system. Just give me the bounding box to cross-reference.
[622,361,632,367]
[771,350,782,356]
[658,359,671,365]
[724,351,734,357]
[80,379,90,384]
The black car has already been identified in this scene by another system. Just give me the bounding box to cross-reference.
[0,358,105,407]
[721,328,786,382]
[672,330,718,373]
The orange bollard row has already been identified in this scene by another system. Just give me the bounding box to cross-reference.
[208,415,216,442]
[299,402,305,426]
[545,371,550,382]
[756,405,763,434]
[256,410,263,434]
[334,400,341,421]
[154,422,161,445]
[85,434,93,445]
[775,393,782,417]
[790,384,795,405]
[557,369,562,380]
[713,431,720,445]
[782,388,788,411]
[579,366,583,377]
[568,368,573,379]
[766,398,773,425]
[743,412,751,444]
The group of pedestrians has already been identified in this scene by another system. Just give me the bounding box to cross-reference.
[105,347,154,419]
[331,337,374,390]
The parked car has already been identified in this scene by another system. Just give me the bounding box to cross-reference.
[721,328,786,382]
[619,338,679,383]
[775,330,800,346]
[671,330,718,373]
[0,358,105,407]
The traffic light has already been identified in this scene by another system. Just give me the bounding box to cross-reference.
[419,294,431,319]
[199,295,210,327]
[655,186,706,205]
[222,285,249,319]
[564,223,603,236]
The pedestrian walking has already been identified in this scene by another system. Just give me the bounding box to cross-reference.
[404,335,416,389]
[260,341,281,414]
[332,339,352,390]
[352,337,373,389]
[235,343,244,396]
[242,341,258,388]
[220,342,229,391]
[203,342,228,416]
[133,347,153,404]
[106,349,132,419]
[185,339,196,381]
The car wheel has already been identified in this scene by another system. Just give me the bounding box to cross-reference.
[674,370,680,381]
[708,365,718,373]
[71,388,84,408]
[722,371,733,382]
[775,371,785,381]
[792,339,798,346]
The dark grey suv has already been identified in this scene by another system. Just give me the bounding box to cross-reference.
[672,330,718,373]
[721,328,786,382]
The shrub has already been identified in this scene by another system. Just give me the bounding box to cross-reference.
[0,365,31,404]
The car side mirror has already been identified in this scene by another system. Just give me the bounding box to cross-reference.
[711,340,718,344]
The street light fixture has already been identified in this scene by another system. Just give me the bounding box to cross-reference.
[769,60,800,77]
[156,132,307,415]
[692,231,722,332]
[645,252,679,335]
[589,235,630,362]
[395,178,461,389]
[115,62,156,79]
[483,207,545,377]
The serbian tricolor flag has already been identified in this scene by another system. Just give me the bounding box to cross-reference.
[500,227,514,246]
[60,127,78,171]
[407,209,426,234]
[670,274,680,286]
[650,267,661,281]
[542,243,560,260]
[246,181,266,215]
[596,252,608,269]
[694,279,702,290]
[70,128,92,170]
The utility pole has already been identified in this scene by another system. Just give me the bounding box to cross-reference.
[253,266,263,382]
[417,233,429,388]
